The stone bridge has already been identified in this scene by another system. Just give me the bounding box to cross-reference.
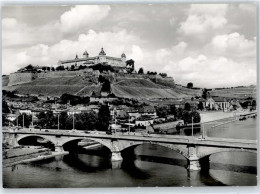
[3,128,257,171]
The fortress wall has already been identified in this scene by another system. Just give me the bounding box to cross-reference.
[8,72,38,86]
[38,70,87,78]
[154,77,176,88]
[115,73,175,88]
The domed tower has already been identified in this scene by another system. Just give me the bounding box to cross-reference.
[121,52,126,66]
[83,50,89,58]
[75,54,78,60]
[99,47,106,56]
[98,48,107,63]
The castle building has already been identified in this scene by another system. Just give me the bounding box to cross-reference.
[57,48,127,68]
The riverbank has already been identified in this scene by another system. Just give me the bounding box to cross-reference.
[200,110,257,123]
[3,146,69,168]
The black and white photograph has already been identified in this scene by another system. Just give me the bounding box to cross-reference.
[1,2,258,189]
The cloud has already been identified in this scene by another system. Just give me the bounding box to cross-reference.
[210,32,256,58]
[238,3,256,12]
[2,4,257,88]
[59,5,111,34]
[2,5,111,48]
[161,55,256,88]
[2,18,18,29]
[2,29,143,75]
[179,4,228,36]
[2,18,61,48]
[169,17,176,26]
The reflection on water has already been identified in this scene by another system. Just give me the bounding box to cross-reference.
[3,118,257,188]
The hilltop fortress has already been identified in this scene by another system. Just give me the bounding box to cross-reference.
[6,48,178,98]
[58,48,127,69]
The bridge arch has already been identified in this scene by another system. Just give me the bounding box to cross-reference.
[60,137,113,152]
[17,134,56,146]
[197,147,257,159]
[118,141,189,159]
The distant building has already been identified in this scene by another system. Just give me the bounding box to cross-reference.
[211,97,230,111]
[19,109,32,115]
[135,116,154,127]
[58,48,127,69]
[6,114,17,122]
[138,106,157,118]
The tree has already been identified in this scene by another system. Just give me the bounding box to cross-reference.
[198,101,204,110]
[101,80,111,92]
[97,105,110,131]
[74,112,98,131]
[71,65,75,70]
[184,103,191,111]
[26,64,33,70]
[187,82,193,89]
[56,66,65,71]
[47,67,51,71]
[36,111,57,129]
[169,104,177,116]
[2,114,9,126]
[182,110,191,124]
[42,67,47,71]
[159,73,167,78]
[202,88,210,99]
[138,68,144,74]
[176,107,183,119]
[89,63,114,72]
[18,113,32,128]
[156,106,168,118]
[59,93,89,105]
[51,67,55,71]
[182,110,201,124]
[190,111,201,123]
[2,100,10,113]
[252,100,257,110]
[59,112,69,129]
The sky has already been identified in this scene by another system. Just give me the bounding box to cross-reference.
[2,4,257,88]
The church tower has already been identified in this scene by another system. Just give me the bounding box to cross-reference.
[121,52,126,66]
[99,48,107,63]
[83,50,89,58]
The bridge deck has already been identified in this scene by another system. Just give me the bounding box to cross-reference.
[4,128,257,150]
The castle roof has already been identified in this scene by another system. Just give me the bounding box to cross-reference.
[83,50,89,56]
[121,53,126,58]
[99,48,106,56]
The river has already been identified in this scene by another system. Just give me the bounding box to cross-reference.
[3,117,257,188]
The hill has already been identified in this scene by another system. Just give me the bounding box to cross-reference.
[2,77,100,97]
[2,75,9,87]
[210,86,256,99]
[2,75,201,99]
[111,78,201,98]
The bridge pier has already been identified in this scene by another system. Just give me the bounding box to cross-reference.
[187,156,201,171]
[187,145,201,171]
[8,133,19,148]
[111,152,123,161]
[111,161,122,169]
[54,145,64,153]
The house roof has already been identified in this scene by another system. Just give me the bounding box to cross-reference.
[117,110,128,119]
[138,106,156,113]
[212,96,226,102]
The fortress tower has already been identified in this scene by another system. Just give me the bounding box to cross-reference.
[58,48,127,69]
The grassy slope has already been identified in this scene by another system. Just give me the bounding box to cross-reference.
[2,76,9,87]
[2,77,96,97]
[210,86,256,99]
[3,76,201,98]
[114,78,162,88]
[111,78,200,98]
